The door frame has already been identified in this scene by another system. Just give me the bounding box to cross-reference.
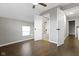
[42,13,50,41]
[68,20,75,36]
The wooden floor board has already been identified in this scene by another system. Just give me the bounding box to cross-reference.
[0,35,79,56]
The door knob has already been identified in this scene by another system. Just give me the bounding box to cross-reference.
[56,29,60,30]
[35,28,36,30]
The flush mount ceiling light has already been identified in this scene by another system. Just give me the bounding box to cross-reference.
[69,12,74,15]
[64,11,74,16]
[32,3,38,5]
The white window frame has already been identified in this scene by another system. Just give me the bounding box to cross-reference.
[22,26,30,36]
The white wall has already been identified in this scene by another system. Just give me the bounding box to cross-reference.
[0,17,34,45]
[41,7,67,46]
[66,18,69,37]
[41,7,58,44]
[75,18,79,38]
[78,28,79,40]
[34,11,58,43]
[0,3,34,22]
[42,7,59,44]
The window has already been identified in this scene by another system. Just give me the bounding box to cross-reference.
[22,26,30,36]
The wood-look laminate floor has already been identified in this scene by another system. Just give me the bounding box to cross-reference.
[0,40,57,56]
[0,35,79,56]
[58,35,79,56]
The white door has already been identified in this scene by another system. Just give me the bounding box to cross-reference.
[34,15,43,41]
[57,8,66,46]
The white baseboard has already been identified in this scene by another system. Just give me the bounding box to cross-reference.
[48,40,64,47]
[0,38,33,47]
[57,43,64,47]
[48,40,57,44]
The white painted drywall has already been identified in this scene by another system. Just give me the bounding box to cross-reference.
[41,7,67,46]
[0,3,34,22]
[0,17,34,45]
[78,28,79,40]
[42,7,58,44]
[75,18,79,38]
[66,18,69,37]
[40,7,58,44]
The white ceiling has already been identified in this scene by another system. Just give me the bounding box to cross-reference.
[0,3,69,22]
[64,4,79,18]
[34,3,69,15]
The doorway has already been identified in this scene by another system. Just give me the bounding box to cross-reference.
[69,21,75,36]
[42,17,49,41]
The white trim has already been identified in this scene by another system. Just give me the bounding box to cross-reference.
[0,38,33,47]
[48,40,57,44]
[48,40,63,47]
[57,43,64,47]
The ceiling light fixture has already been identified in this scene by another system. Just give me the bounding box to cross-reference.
[32,3,38,5]
[69,12,74,15]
